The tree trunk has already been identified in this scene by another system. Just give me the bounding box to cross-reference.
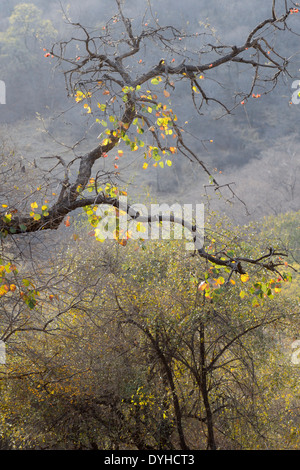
[199,322,217,450]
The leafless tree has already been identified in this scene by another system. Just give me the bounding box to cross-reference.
[0,0,298,277]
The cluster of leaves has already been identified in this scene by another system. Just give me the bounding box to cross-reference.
[0,259,37,309]
[73,79,179,171]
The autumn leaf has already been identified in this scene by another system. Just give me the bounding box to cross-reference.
[64,216,70,227]
[240,273,250,283]
[198,281,209,291]
[0,285,9,296]
[151,77,160,85]
[239,290,247,299]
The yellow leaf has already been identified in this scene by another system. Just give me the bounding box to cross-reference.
[143,162,148,170]
[84,104,92,113]
[31,202,38,209]
[136,222,147,233]
[240,273,249,283]
[0,285,9,296]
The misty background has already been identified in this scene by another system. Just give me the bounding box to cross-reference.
[0,0,299,226]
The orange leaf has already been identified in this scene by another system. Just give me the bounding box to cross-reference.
[198,281,209,291]
[64,216,70,227]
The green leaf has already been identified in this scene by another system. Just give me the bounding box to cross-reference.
[27,299,37,309]
[239,290,247,299]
